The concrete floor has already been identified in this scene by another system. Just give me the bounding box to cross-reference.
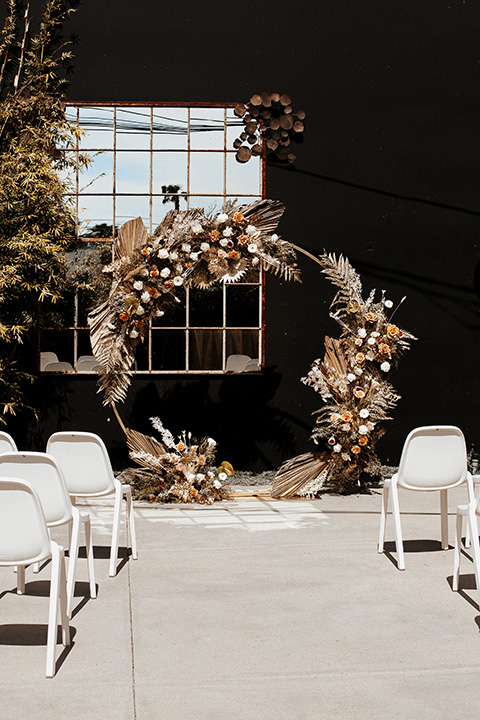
[1,485,480,719]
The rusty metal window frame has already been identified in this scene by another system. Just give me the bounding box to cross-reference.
[41,102,266,375]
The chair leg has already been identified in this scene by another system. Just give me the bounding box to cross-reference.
[109,481,123,577]
[81,511,96,599]
[66,512,81,618]
[452,510,463,591]
[390,482,405,570]
[440,489,449,550]
[378,483,390,553]
[58,546,70,649]
[123,484,138,560]
[16,565,26,595]
[467,505,480,605]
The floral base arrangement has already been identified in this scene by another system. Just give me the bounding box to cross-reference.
[123,417,232,504]
[271,252,415,497]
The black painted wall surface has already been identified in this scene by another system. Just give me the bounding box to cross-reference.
[5,1,480,469]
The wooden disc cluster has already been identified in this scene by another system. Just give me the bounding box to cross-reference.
[233,92,305,164]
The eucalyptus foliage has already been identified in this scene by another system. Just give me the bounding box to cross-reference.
[0,0,87,420]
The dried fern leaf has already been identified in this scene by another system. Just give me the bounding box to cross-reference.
[319,252,363,303]
[271,452,331,498]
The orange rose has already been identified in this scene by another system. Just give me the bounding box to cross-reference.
[351,445,361,454]
[365,312,377,322]
[378,342,390,355]
[140,246,150,256]
[210,230,220,242]
[177,442,185,451]
[150,267,159,277]
[233,211,245,224]
[175,464,183,472]
[164,279,174,289]
[148,287,159,298]
[358,437,368,446]
[386,323,400,339]
[228,250,239,259]
[237,234,248,245]
[184,261,192,269]
[354,387,365,398]
[356,352,365,363]
[119,312,129,322]
[341,411,353,423]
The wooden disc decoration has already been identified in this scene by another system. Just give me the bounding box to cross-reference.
[233,92,305,164]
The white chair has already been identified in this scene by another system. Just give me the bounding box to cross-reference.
[43,361,74,372]
[0,477,70,677]
[0,431,17,453]
[244,358,260,372]
[378,425,474,570]
[40,351,58,370]
[0,452,96,617]
[76,356,102,373]
[47,432,137,577]
[452,495,480,600]
[226,354,251,372]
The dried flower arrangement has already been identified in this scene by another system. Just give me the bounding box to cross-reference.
[122,418,232,504]
[88,199,300,406]
[271,252,416,497]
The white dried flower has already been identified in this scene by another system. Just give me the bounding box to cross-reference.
[207,437,216,446]
[359,425,368,435]
[359,409,370,418]
[196,473,205,482]
[200,242,210,252]
[190,252,200,261]
[218,472,227,482]
[136,305,145,316]
[141,268,149,277]
[367,337,376,345]
[380,361,391,372]
[347,373,356,382]
[248,243,258,253]
[216,212,229,223]
[156,309,165,317]
[217,249,227,258]
[354,367,363,375]
[341,452,351,462]
[372,331,380,337]
[358,328,367,338]
[366,351,375,360]
[219,238,229,247]
[191,222,203,234]
[246,224,257,234]
[342,424,351,432]
[158,249,169,259]
[160,267,171,278]
[223,227,233,237]
[333,444,342,453]
[271,233,278,241]
[173,276,183,286]
[366,422,375,431]
[385,299,393,308]
[252,257,260,265]
[141,291,151,303]
[181,242,191,253]
[129,329,138,338]
[169,251,178,260]
[133,280,143,291]
[214,479,222,489]
[175,263,183,273]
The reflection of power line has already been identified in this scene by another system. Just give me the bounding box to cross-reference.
[75,115,243,135]
[269,163,480,218]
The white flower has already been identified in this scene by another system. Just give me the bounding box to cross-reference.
[200,242,210,252]
[218,472,228,482]
[248,243,258,253]
[385,299,393,308]
[367,337,376,345]
[141,291,151,303]
[359,409,370,418]
[366,351,375,360]
[141,268,149,277]
[133,280,143,291]
[190,252,200,261]
[207,437,217,446]
[223,227,233,237]
[152,239,160,248]
[333,444,342,453]
[214,479,222,489]
[358,328,367,338]
[347,373,356,382]
[246,224,257,234]
[129,329,138,338]
[219,238,229,247]
[158,249,169,259]
[196,473,205,482]
[359,425,368,435]
[173,276,183,286]
[354,367,363,375]
[380,361,391,372]
[252,257,259,265]
[271,233,278,241]
[341,452,351,462]
[136,305,145,316]
[342,424,351,432]
[216,212,229,223]
[217,249,227,258]
[160,267,171,278]
[169,252,178,260]
[107,322,116,330]
[372,331,380,337]
[175,264,183,273]
[191,222,203,234]
[156,309,164,317]
[366,422,375,431]
[181,243,191,253]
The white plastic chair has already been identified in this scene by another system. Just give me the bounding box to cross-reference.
[76,356,102,373]
[0,431,17,453]
[0,452,96,617]
[453,483,480,599]
[43,361,74,372]
[226,354,251,372]
[40,351,58,370]
[47,432,137,577]
[0,477,70,677]
[378,426,474,570]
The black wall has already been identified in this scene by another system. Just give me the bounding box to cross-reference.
[6,1,480,469]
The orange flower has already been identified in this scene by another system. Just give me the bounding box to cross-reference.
[358,437,368,446]
[228,250,239,259]
[148,287,159,298]
[365,312,377,322]
[351,445,361,454]
[184,261,192,269]
[354,387,365,398]
[177,442,185,451]
[210,230,220,242]
[140,246,150,256]
[198,456,206,466]
[356,352,365,363]
[119,312,130,322]
[378,342,390,355]
[150,267,159,277]
[164,279,174,290]
[237,234,248,245]
[341,411,353,423]
[175,464,183,472]
[134,320,145,328]
[386,323,400,339]
[191,487,198,497]
[233,211,245,224]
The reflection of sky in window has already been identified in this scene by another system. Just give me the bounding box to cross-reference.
[227,153,261,195]
[116,152,150,193]
[190,108,225,150]
[115,196,150,228]
[78,152,114,193]
[153,108,188,150]
[116,108,151,149]
[78,106,114,148]
[190,152,225,194]
[78,195,114,232]
[153,152,187,192]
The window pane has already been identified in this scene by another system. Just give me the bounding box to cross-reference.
[153,108,188,150]
[152,151,187,193]
[78,196,114,236]
[226,329,259,360]
[115,195,150,230]
[78,151,114,194]
[189,152,224,194]
[133,338,150,370]
[40,331,74,369]
[76,240,113,324]
[188,195,224,216]
[226,285,260,327]
[152,289,186,327]
[226,152,261,195]
[116,107,151,149]
[116,151,151,193]
[152,330,186,370]
[190,108,225,150]
[152,194,188,228]
[78,106,114,149]
[226,108,245,147]
[189,286,223,327]
[189,330,223,370]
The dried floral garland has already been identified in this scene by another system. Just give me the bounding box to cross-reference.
[123,417,231,504]
[271,252,416,497]
[88,199,300,406]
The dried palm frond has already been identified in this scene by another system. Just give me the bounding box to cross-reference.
[271,452,332,498]
[319,252,363,306]
[241,198,285,233]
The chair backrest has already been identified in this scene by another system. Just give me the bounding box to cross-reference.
[43,361,74,372]
[0,477,52,566]
[226,354,251,372]
[0,452,73,526]
[76,357,102,372]
[47,432,116,497]
[397,425,468,491]
[40,351,58,370]
[0,431,18,454]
